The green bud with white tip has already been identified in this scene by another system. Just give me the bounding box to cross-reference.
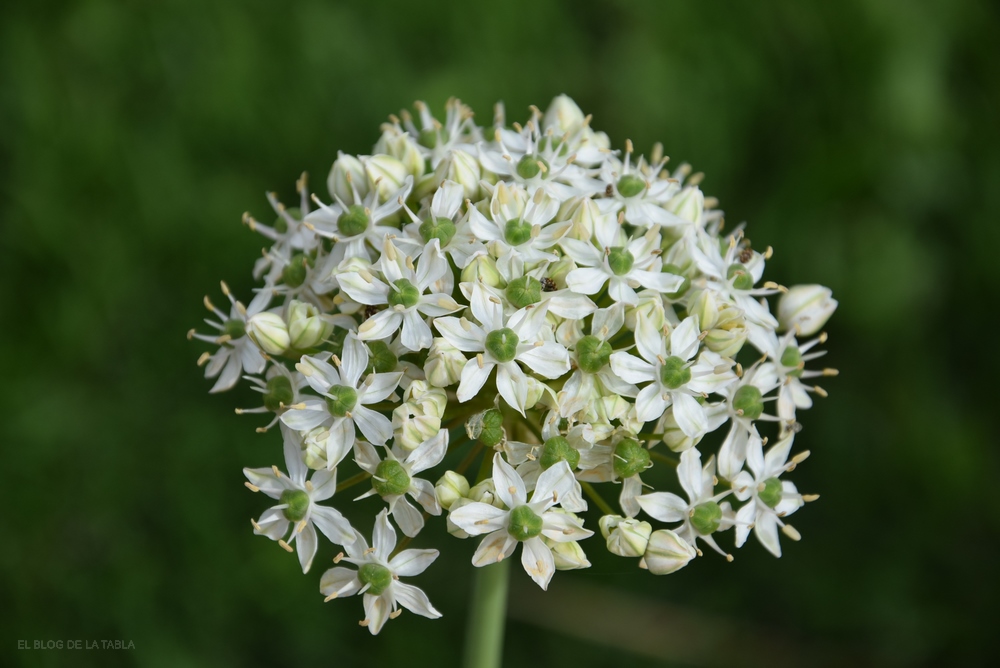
[246,312,290,355]
[642,529,697,574]
[435,471,470,511]
[287,300,334,350]
[600,515,653,558]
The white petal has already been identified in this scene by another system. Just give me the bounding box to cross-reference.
[280,399,331,431]
[391,496,425,538]
[296,522,318,573]
[517,342,570,379]
[677,447,704,502]
[434,317,486,352]
[540,510,592,543]
[358,371,403,404]
[755,511,782,557]
[405,430,449,474]
[619,474,642,518]
[632,269,684,295]
[496,363,529,415]
[560,238,603,266]
[389,548,439,577]
[610,351,656,385]
[672,392,708,439]
[353,439,382,474]
[608,278,638,306]
[408,477,441,515]
[634,384,669,424]
[400,310,433,351]
[521,536,556,590]
[308,468,337,501]
[372,509,397,559]
[352,405,392,445]
[734,501,756,548]
[634,312,664,366]
[338,272,390,305]
[319,567,361,599]
[340,334,368,388]
[311,505,355,545]
[669,316,701,360]
[492,452,527,508]
[449,502,509,536]
[470,282,504,330]
[358,309,403,342]
[363,592,392,635]
[457,357,494,402]
[243,467,283,498]
[565,267,609,295]
[472,529,518,566]
[296,354,340,394]
[392,581,442,619]
[530,460,575,512]
[636,492,688,523]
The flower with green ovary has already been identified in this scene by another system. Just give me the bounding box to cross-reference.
[779,346,803,377]
[611,315,735,439]
[613,439,650,479]
[758,478,783,509]
[353,430,449,538]
[505,276,542,308]
[337,204,369,236]
[365,340,398,374]
[658,356,691,390]
[732,433,806,558]
[478,409,505,447]
[419,217,456,246]
[224,319,246,339]
[434,282,570,415]
[418,127,450,149]
[516,155,549,180]
[243,428,354,573]
[263,375,294,412]
[636,447,735,559]
[338,237,460,352]
[189,284,269,392]
[732,385,763,420]
[387,278,421,309]
[449,454,592,590]
[726,263,754,291]
[617,174,646,198]
[690,502,723,535]
[508,505,543,541]
[320,510,441,635]
[325,385,357,418]
[372,460,411,497]
[539,436,580,471]
[575,335,612,374]
[503,218,533,246]
[282,254,310,288]
[485,328,519,363]
[607,247,634,276]
[282,335,402,451]
[280,489,311,522]
[357,563,393,595]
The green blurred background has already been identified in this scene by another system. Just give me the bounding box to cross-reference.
[3,0,999,666]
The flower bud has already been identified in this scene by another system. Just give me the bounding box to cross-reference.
[558,197,606,241]
[246,312,289,355]
[364,154,408,201]
[403,380,448,419]
[665,186,704,225]
[468,479,504,508]
[703,323,747,358]
[625,294,666,331]
[434,149,481,200]
[374,129,426,179]
[688,289,721,330]
[547,538,591,570]
[392,404,441,451]
[600,515,653,558]
[327,152,367,203]
[286,300,334,350]
[425,338,466,387]
[460,253,504,287]
[546,256,577,290]
[543,94,586,135]
[778,285,837,336]
[641,529,697,575]
[447,497,474,539]
[435,471,470,511]
[656,408,701,453]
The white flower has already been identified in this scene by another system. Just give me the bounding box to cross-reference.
[716,362,781,481]
[320,510,441,635]
[398,180,485,267]
[561,225,683,306]
[756,329,836,426]
[281,335,402,450]
[596,143,682,229]
[449,454,592,589]
[731,434,807,557]
[353,430,449,537]
[636,447,735,559]
[690,229,780,329]
[778,284,837,336]
[611,315,735,438]
[243,429,355,573]
[189,282,270,393]
[338,237,461,352]
[434,282,570,415]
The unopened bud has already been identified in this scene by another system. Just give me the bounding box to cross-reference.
[643,529,697,574]
[461,253,504,288]
[435,471,470,511]
[778,285,837,336]
[246,312,290,355]
[425,338,466,387]
[600,515,652,558]
[374,129,425,178]
[328,153,368,203]
[287,300,334,350]
[365,154,408,201]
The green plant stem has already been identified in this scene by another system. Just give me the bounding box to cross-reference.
[580,481,616,516]
[462,559,510,668]
[649,450,679,467]
[335,471,371,493]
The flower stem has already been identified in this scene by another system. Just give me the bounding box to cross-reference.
[335,470,371,494]
[649,450,680,467]
[462,559,510,668]
[580,481,616,515]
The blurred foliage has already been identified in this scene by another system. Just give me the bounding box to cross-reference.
[3,0,999,666]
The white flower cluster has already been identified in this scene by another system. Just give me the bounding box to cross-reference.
[191,96,838,634]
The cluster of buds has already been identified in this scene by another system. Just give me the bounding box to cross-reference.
[191,95,837,634]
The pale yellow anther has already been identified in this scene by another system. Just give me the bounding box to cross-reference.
[802,494,820,502]
[333,552,344,563]
[324,592,338,602]
[792,450,811,464]
[725,554,734,563]
[305,480,314,492]
[332,355,342,367]
[813,386,828,398]
[460,317,473,332]
[278,540,294,553]
[359,619,370,628]
[197,352,211,366]
[215,334,232,345]
[782,524,801,541]
[272,465,281,477]
[245,482,260,493]
[220,280,231,296]
[476,353,484,369]
[203,295,215,311]
[297,520,307,534]
[389,609,402,619]
[823,368,839,377]
[251,519,262,532]
[625,138,634,154]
